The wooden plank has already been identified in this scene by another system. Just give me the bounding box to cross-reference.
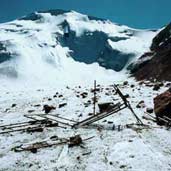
[36,114,73,127]
[73,103,126,128]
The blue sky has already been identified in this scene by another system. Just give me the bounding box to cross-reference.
[0,0,170,29]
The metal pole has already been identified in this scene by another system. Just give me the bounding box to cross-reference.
[93,80,96,115]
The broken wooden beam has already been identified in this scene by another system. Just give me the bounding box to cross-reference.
[12,135,94,153]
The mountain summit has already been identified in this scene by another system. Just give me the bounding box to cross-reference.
[0,9,156,85]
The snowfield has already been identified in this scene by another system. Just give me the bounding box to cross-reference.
[0,80,171,171]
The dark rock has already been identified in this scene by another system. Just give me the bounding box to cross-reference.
[68,135,82,147]
[11,104,16,108]
[76,156,80,160]
[151,23,171,51]
[50,135,58,140]
[109,162,113,165]
[84,103,89,107]
[87,100,91,104]
[165,83,171,87]
[133,23,171,81]
[124,94,130,98]
[153,84,161,91]
[146,108,153,113]
[80,92,88,98]
[123,81,128,86]
[78,114,82,117]
[34,104,41,107]
[136,101,145,108]
[91,88,100,93]
[98,102,114,113]
[28,110,35,113]
[58,95,63,98]
[59,28,134,71]
[105,92,110,96]
[59,103,67,108]
[43,105,56,114]
[30,148,38,154]
[120,165,127,169]
[154,89,171,125]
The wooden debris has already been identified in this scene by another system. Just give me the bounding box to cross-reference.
[0,116,62,134]
[73,84,143,128]
[12,135,94,153]
[68,135,82,147]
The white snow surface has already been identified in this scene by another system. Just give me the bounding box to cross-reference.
[0,81,171,171]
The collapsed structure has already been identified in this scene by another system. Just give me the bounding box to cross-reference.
[0,84,144,152]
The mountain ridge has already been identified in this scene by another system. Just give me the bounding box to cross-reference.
[0,9,156,86]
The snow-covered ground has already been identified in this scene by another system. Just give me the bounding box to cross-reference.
[0,80,171,171]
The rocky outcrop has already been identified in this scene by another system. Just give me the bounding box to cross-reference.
[132,23,171,81]
[154,88,171,124]
[59,30,133,71]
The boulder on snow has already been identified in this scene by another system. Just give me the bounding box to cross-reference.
[43,105,56,114]
[98,102,114,113]
[123,81,128,86]
[146,107,153,114]
[154,88,171,124]
[153,82,163,91]
[136,101,145,108]
[80,92,88,98]
[59,103,67,108]
[11,104,17,108]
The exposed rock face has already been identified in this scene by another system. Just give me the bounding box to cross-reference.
[131,23,171,81]
[0,42,12,63]
[59,30,133,71]
[154,88,171,124]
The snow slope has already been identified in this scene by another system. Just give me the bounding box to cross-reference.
[0,10,156,89]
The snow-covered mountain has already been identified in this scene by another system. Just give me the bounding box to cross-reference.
[1,10,171,171]
[0,9,156,87]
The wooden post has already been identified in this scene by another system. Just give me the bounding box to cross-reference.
[93,80,96,115]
